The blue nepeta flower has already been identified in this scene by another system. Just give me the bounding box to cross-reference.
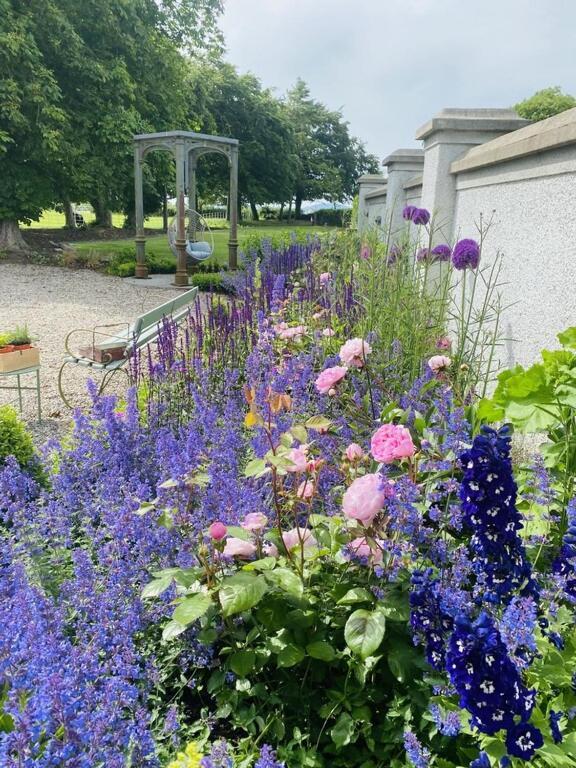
[499,596,537,668]
[505,721,544,759]
[429,703,461,736]
[446,612,536,737]
[470,752,490,768]
[553,497,576,600]
[403,730,431,768]
[459,426,537,604]
[254,744,285,768]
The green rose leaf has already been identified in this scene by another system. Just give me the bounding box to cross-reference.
[277,643,305,668]
[229,649,256,677]
[306,641,336,661]
[264,568,304,598]
[337,587,374,605]
[162,619,187,641]
[331,712,355,748]
[141,575,173,599]
[219,573,268,617]
[305,415,332,431]
[244,458,269,478]
[172,592,212,626]
[344,609,386,659]
[290,424,308,443]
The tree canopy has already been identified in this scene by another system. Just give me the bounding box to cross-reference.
[514,86,576,122]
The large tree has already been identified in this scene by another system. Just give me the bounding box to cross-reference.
[285,79,379,218]
[515,86,576,122]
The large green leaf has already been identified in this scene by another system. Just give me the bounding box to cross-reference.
[306,641,336,661]
[277,643,305,668]
[331,712,355,748]
[344,609,386,659]
[172,592,212,626]
[219,572,268,617]
[141,574,173,599]
[558,327,576,348]
[264,568,304,597]
[337,587,374,605]
[229,650,256,677]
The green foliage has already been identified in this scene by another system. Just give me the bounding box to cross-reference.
[0,406,37,474]
[106,248,176,277]
[190,273,232,293]
[514,86,576,122]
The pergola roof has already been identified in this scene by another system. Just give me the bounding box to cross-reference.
[134,130,239,146]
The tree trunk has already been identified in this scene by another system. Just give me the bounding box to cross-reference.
[92,200,113,227]
[0,219,29,252]
[279,202,285,221]
[63,200,76,228]
[287,198,293,221]
[294,195,303,219]
[249,200,259,221]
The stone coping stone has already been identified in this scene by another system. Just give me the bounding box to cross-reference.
[451,106,576,174]
[382,148,424,166]
[416,108,530,141]
[364,186,388,200]
[403,174,423,190]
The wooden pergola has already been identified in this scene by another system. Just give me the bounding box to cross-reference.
[133,130,239,284]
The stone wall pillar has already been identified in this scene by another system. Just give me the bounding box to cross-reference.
[416,109,530,242]
[381,149,424,236]
[357,174,387,233]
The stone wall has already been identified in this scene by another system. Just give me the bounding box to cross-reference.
[359,107,576,366]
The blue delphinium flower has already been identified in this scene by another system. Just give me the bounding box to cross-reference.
[499,596,537,668]
[403,730,431,767]
[505,721,544,759]
[469,752,490,768]
[549,710,563,744]
[446,612,537,738]
[459,426,537,605]
[553,497,576,600]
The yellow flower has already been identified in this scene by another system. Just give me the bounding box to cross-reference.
[166,741,203,768]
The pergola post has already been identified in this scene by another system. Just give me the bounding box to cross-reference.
[134,145,148,278]
[188,151,197,243]
[173,141,189,287]
[228,145,239,270]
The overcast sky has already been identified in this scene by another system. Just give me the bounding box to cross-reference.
[219,0,576,162]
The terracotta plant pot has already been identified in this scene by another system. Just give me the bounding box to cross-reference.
[12,344,32,351]
[0,345,15,354]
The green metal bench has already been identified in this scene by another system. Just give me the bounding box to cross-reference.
[58,287,198,408]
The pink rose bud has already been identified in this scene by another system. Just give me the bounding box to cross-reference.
[345,443,364,461]
[315,365,347,395]
[339,338,372,368]
[297,479,315,500]
[241,512,268,532]
[287,446,308,473]
[428,355,452,374]
[370,423,415,463]
[223,537,257,558]
[282,527,317,550]
[322,328,335,337]
[209,521,227,540]
[328,387,337,397]
[342,473,387,526]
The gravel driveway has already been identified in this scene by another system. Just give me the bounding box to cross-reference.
[0,263,182,443]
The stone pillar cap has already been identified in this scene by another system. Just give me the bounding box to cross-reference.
[357,174,387,184]
[382,148,424,167]
[416,108,531,141]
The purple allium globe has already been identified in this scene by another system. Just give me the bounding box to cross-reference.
[431,243,451,262]
[411,207,431,225]
[402,205,417,221]
[416,247,430,262]
[452,238,480,270]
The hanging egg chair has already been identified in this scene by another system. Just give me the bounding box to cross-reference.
[168,209,215,263]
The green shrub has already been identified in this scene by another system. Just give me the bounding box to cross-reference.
[107,248,176,277]
[190,273,233,293]
[0,405,37,473]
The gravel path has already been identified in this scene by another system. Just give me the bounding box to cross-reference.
[0,263,183,443]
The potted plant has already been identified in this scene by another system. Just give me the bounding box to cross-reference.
[0,333,15,354]
[8,325,32,351]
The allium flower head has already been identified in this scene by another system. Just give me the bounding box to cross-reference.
[412,207,431,225]
[431,243,452,262]
[342,473,387,526]
[402,205,417,221]
[452,238,480,270]
[371,423,415,463]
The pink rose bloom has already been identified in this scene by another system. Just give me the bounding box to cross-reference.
[360,244,372,261]
[345,443,364,461]
[279,325,306,342]
[349,536,384,565]
[436,336,452,351]
[322,328,335,337]
[223,537,257,558]
[287,446,308,473]
[241,512,268,532]
[263,542,279,557]
[273,321,288,334]
[319,272,331,285]
[208,521,227,540]
[297,479,315,500]
[428,355,452,374]
[282,527,317,550]
[342,473,387,526]
[339,338,372,368]
[315,365,347,394]
[371,423,415,463]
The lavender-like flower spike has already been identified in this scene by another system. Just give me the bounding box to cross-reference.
[452,238,480,270]
[254,744,285,768]
[403,731,431,767]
